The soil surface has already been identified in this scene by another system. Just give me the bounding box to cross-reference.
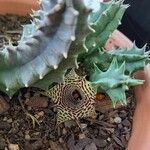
[0,15,135,150]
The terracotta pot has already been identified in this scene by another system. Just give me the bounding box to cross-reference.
[0,0,39,15]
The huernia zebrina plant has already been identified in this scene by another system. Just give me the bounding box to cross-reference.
[0,0,149,124]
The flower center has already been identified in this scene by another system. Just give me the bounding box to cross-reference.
[71,89,82,105]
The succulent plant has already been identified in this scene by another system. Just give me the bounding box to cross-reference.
[90,58,144,107]
[0,0,149,123]
[84,44,149,74]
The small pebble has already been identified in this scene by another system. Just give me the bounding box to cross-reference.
[25,134,31,140]
[80,123,87,129]
[37,111,44,117]
[59,138,64,143]
[84,142,97,150]
[3,117,7,121]
[122,119,131,127]
[33,132,40,136]
[8,144,19,150]
[114,117,122,124]
[62,128,67,135]
[107,137,111,142]
[7,118,13,123]
[79,133,86,139]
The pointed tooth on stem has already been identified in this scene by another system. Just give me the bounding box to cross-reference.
[123,100,127,105]
[54,65,58,70]
[39,75,43,79]
[71,36,75,41]
[73,10,79,16]
[83,44,89,52]
[25,84,28,87]
[102,11,107,16]
[63,52,68,59]
[93,43,96,47]
[118,20,121,25]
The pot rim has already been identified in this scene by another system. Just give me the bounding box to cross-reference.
[0,0,39,15]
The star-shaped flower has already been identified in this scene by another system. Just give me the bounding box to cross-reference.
[44,70,97,125]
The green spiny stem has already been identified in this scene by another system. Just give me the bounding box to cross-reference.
[34,0,93,90]
[86,44,149,75]
[90,58,144,106]
[0,0,95,97]
[80,0,128,59]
